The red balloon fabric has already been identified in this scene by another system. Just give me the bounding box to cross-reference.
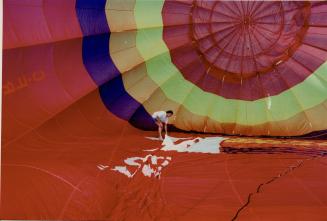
[2,1,327,221]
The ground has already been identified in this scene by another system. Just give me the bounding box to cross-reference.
[2,90,327,221]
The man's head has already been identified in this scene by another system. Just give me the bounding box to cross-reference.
[166,110,174,117]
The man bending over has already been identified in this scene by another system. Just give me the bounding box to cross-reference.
[152,110,174,140]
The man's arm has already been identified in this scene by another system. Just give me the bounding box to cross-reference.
[165,122,168,135]
[156,117,163,126]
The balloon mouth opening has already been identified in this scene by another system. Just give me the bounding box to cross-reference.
[165,1,312,80]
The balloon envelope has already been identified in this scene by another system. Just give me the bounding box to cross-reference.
[2,1,327,220]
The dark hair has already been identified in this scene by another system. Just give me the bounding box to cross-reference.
[166,110,174,115]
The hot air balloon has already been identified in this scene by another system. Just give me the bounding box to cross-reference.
[2,0,327,220]
[75,0,327,137]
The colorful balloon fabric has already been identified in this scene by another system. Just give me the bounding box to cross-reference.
[5,0,327,137]
[3,2,327,220]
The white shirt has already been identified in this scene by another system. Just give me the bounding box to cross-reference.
[152,111,168,123]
